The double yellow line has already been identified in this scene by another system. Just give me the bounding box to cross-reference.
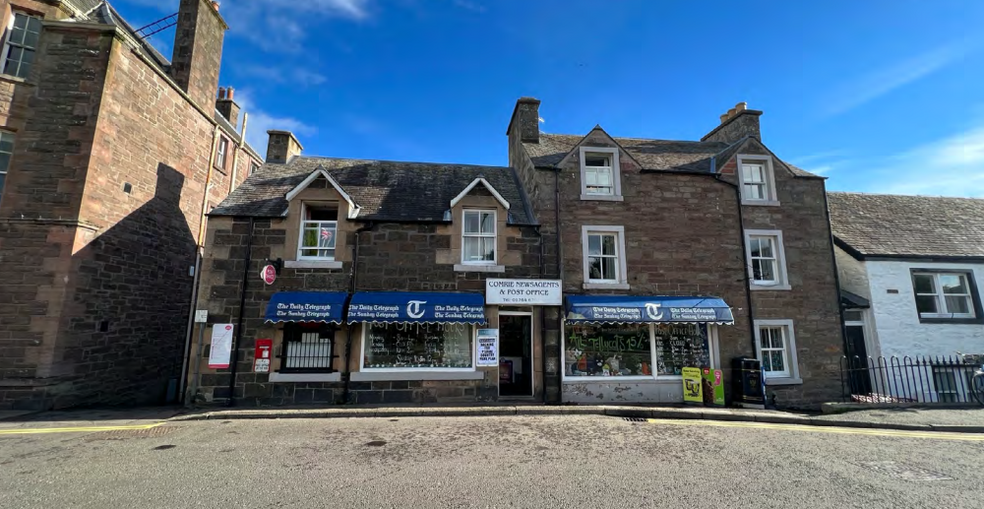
[646,418,984,441]
[0,422,164,436]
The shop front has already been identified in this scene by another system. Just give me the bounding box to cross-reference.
[561,295,734,403]
[347,291,495,403]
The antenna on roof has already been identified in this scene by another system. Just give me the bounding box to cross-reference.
[135,12,178,40]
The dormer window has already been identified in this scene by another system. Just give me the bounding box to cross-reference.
[579,146,622,201]
[737,155,778,205]
[462,209,496,264]
[298,204,338,260]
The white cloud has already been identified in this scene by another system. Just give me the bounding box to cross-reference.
[220,0,372,51]
[867,125,984,197]
[116,0,371,51]
[240,66,328,87]
[235,90,317,158]
[788,150,849,176]
[824,42,973,117]
[453,0,486,13]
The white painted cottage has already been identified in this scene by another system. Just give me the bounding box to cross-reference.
[828,192,984,403]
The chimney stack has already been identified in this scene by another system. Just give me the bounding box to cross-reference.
[170,0,229,109]
[507,97,541,144]
[266,131,303,164]
[216,86,241,128]
[700,101,762,144]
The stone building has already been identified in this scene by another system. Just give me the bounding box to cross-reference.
[189,131,547,405]
[508,98,844,408]
[0,0,262,411]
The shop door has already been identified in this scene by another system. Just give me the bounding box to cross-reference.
[499,313,533,397]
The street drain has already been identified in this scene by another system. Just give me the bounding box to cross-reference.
[622,417,646,422]
[858,461,951,481]
[366,440,387,447]
[153,445,176,451]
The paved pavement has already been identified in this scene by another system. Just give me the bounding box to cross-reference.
[1,415,982,508]
[814,407,984,427]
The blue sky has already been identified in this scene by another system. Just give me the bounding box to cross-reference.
[114,0,984,197]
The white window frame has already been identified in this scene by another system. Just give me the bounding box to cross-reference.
[1,12,42,80]
[249,161,260,175]
[754,319,801,385]
[215,137,229,171]
[296,202,338,261]
[560,323,721,382]
[736,155,778,205]
[579,146,623,201]
[461,209,497,265]
[911,271,977,320]
[744,229,790,290]
[581,225,629,290]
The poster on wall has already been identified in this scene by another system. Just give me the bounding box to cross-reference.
[208,324,234,369]
[476,329,499,367]
[682,367,703,404]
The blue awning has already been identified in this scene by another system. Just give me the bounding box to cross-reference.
[264,292,348,324]
[565,295,734,324]
[348,292,486,324]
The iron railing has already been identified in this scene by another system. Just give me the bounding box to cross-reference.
[841,355,983,404]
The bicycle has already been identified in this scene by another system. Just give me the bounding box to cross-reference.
[974,363,984,406]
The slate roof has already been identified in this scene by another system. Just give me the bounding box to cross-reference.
[828,192,984,258]
[524,133,821,177]
[211,157,538,225]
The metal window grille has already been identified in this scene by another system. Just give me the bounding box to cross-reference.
[281,323,335,373]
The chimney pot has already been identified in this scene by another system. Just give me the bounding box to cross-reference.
[218,87,226,99]
[735,102,747,112]
[727,108,737,119]
[719,113,729,123]
[211,1,220,11]
[227,87,234,100]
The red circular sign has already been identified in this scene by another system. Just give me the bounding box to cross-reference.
[260,264,277,285]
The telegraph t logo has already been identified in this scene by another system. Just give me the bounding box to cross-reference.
[645,303,663,320]
[407,300,427,319]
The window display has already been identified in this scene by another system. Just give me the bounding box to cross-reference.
[564,323,711,378]
[363,323,473,369]
[564,323,652,377]
[653,324,709,376]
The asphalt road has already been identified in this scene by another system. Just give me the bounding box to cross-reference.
[1,415,981,508]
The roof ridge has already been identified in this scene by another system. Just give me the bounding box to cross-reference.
[829,191,984,201]
[295,155,512,170]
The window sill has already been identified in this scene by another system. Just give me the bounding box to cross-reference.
[764,377,803,386]
[213,167,228,176]
[285,260,343,269]
[917,317,984,325]
[580,194,624,202]
[269,372,341,382]
[0,74,27,84]
[454,264,505,273]
[583,282,631,290]
[741,199,781,207]
[351,371,484,381]
[750,283,792,291]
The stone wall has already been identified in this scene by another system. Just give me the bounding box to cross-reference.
[190,205,544,406]
[0,21,247,410]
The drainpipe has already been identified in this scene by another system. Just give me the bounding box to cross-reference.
[342,221,375,404]
[226,217,256,407]
[713,159,757,355]
[553,168,563,404]
[534,225,546,403]
[179,125,221,403]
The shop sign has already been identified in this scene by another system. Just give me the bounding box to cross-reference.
[260,264,277,285]
[486,279,562,305]
[208,324,234,369]
[254,338,272,373]
[682,367,703,404]
[702,368,725,406]
[476,328,499,367]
